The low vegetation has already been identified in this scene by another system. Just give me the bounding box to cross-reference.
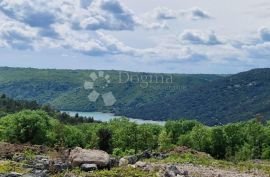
[0,94,270,162]
[53,167,157,177]
[1,94,270,176]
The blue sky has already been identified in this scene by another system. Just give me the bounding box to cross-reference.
[0,0,270,73]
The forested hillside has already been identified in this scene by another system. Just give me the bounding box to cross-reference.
[1,67,270,125]
[0,67,222,121]
[124,69,270,125]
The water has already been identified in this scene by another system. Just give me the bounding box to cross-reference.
[63,111,165,125]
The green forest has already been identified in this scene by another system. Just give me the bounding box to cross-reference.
[0,94,270,162]
[1,67,270,125]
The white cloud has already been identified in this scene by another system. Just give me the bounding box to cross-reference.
[0,0,268,67]
[184,7,211,20]
[179,30,222,45]
[0,0,139,31]
[145,7,178,20]
[243,42,270,58]
[145,6,211,21]
[0,13,38,50]
[77,0,138,31]
[259,27,270,41]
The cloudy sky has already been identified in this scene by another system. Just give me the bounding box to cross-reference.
[0,0,270,73]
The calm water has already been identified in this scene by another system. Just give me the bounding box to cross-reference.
[63,111,165,125]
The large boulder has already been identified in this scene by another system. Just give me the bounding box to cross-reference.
[69,147,110,168]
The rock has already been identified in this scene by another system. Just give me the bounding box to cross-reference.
[119,158,128,166]
[109,157,119,167]
[34,163,45,170]
[157,165,184,177]
[40,159,50,169]
[182,170,188,176]
[117,155,138,166]
[69,147,110,168]
[31,170,49,177]
[126,155,138,164]
[152,153,168,160]
[138,151,152,159]
[53,161,71,173]
[21,175,35,177]
[12,154,25,162]
[135,161,147,168]
[80,164,98,172]
[22,164,33,169]
[5,172,22,177]
[166,165,181,175]
[35,155,48,161]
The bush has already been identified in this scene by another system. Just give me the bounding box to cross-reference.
[0,110,52,144]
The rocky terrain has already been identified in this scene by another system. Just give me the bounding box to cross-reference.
[0,143,269,177]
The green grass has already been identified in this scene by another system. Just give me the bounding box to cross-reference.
[144,152,270,176]
[54,167,157,177]
[0,161,30,174]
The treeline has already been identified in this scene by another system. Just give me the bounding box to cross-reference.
[0,108,270,161]
[1,94,270,161]
[0,94,96,124]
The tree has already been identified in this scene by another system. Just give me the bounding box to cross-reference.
[224,123,245,159]
[97,127,112,153]
[109,118,139,152]
[235,143,252,161]
[158,129,173,151]
[244,120,266,159]
[210,127,227,159]
[0,110,51,144]
[189,125,211,153]
[165,120,199,144]
[137,124,162,151]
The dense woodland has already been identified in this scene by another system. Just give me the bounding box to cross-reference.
[0,94,270,162]
[0,67,225,124]
[2,67,270,125]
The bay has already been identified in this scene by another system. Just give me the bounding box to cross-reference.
[63,111,165,125]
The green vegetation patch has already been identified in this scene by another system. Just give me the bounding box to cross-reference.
[0,161,30,174]
[54,167,157,177]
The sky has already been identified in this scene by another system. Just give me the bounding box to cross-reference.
[0,0,270,74]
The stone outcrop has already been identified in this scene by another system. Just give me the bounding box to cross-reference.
[68,147,110,168]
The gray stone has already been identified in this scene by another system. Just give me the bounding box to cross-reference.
[119,158,128,166]
[5,172,22,177]
[34,163,45,170]
[109,157,119,167]
[32,170,49,177]
[53,162,71,172]
[139,151,152,159]
[166,165,181,175]
[80,164,98,172]
[69,147,110,167]
[126,156,138,164]
[21,175,35,177]
[182,170,189,176]
[135,161,147,168]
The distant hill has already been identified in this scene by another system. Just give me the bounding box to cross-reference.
[1,67,269,125]
[0,67,222,121]
[121,68,270,125]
